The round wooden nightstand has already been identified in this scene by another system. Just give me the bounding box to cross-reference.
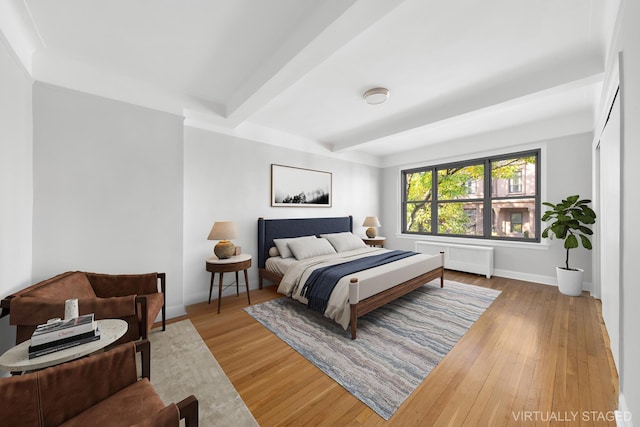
[206,254,252,314]
[362,236,386,248]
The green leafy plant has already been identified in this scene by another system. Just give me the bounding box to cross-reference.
[541,195,597,270]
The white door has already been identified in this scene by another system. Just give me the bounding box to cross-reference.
[598,90,621,369]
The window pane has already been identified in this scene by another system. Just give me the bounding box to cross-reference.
[437,202,483,236]
[437,164,484,200]
[405,170,432,202]
[491,156,536,197]
[406,202,431,233]
[491,199,536,239]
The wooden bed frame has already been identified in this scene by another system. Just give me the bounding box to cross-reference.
[257,216,444,339]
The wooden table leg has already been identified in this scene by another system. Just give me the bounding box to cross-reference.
[217,272,224,314]
[208,272,214,304]
[244,268,251,305]
[235,271,240,296]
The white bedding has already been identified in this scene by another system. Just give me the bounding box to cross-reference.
[275,247,443,329]
[265,256,298,276]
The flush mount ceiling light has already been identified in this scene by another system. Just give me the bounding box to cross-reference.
[363,87,389,105]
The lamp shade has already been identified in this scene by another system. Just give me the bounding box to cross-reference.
[362,216,381,228]
[207,221,239,241]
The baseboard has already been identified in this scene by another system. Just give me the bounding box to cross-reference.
[183,279,259,307]
[491,268,594,294]
[616,394,634,427]
[492,268,556,285]
[163,304,187,320]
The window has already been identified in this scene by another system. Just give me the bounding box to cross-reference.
[402,150,539,242]
[465,180,477,195]
[509,170,523,193]
[510,212,523,233]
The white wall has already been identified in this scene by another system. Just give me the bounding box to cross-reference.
[618,0,640,419]
[183,126,381,305]
[32,84,186,318]
[381,131,593,289]
[0,33,32,355]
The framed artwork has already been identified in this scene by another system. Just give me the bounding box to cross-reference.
[271,164,332,207]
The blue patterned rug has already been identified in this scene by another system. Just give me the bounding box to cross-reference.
[244,279,501,420]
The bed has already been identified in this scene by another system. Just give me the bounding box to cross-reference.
[257,216,444,339]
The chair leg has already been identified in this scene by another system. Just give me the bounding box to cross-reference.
[217,272,224,314]
[208,272,214,304]
[244,268,251,305]
[159,273,166,331]
[235,271,239,297]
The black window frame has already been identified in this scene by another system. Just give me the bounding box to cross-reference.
[401,149,541,242]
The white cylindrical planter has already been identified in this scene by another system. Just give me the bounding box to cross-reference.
[556,267,584,296]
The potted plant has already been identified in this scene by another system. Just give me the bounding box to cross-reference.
[541,195,597,296]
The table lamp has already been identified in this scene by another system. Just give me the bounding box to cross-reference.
[362,216,381,238]
[207,221,239,259]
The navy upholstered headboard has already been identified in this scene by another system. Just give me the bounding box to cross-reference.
[257,216,353,268]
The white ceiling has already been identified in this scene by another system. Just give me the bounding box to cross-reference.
[4,0,616,166]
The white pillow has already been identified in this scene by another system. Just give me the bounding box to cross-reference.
[268,246,280,257]
[288,237,336,260]
[273,235,317,259]
[320,232,367,252]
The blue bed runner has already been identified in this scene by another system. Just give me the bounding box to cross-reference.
[300,250,418,314]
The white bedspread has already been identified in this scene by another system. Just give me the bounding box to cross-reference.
[276,248,443,329]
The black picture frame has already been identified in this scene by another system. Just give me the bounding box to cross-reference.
[271,164,332,207]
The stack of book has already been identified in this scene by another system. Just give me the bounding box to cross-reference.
[29,313,100,359]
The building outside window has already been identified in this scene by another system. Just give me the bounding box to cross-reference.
[402,150,539,242]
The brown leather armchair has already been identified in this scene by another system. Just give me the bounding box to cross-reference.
[0,340,198,427]
[1,271,166,345]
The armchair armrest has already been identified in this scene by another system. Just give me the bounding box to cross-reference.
[136,338,151,380]
[158,272,166,331]
[177,395,199,427]
[1,296,14,318]
[137,295,148,340]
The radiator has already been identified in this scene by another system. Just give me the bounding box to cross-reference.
[415,241,494,278]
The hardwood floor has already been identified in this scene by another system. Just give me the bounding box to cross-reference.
[185,271,618,426]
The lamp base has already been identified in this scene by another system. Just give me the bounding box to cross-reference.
[366,227,377,238]
[214,240,235,259]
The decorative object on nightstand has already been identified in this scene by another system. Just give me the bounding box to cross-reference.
[207,221,239,259]
[362,216,381,238]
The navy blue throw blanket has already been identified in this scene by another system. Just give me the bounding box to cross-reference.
[300,250,418,314]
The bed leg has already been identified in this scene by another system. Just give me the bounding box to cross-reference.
[439,252,445,288]
[350,304,357,340]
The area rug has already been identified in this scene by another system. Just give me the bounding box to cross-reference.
[244,280,501,420]
[146,320,258,426]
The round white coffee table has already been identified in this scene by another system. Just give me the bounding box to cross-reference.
[0,319,128,373]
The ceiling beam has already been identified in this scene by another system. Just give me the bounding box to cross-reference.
[224,0,408,127]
